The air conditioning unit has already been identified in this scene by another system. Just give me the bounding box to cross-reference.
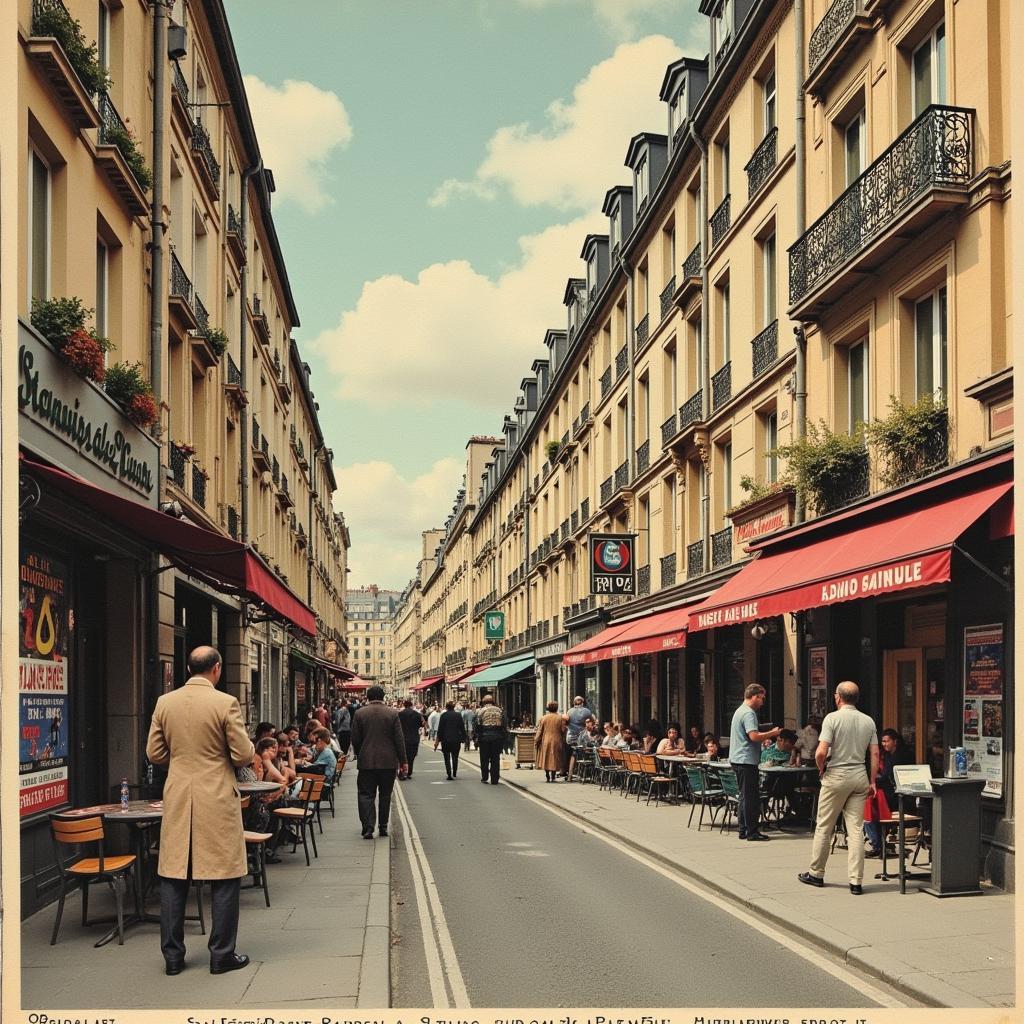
[168,25,188,61]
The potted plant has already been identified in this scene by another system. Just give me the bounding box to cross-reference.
[727,475,795,517]
[102,116,153,191]
[32,2,111,95]
[773,421,870,516]
[865,395,949,488]
[545,439,561,462]
[205,327,229,358]
[104,361,159,430]
[31,296,113,383]
[172,440,197,460]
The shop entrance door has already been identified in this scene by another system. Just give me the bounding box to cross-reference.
[884,649,925,762]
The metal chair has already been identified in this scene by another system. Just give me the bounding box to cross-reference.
[712,765,741,833]
[239,796,272,908]
[684,765,723,830]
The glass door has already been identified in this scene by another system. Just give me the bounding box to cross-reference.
[884,648,925,761]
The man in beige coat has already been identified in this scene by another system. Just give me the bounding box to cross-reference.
[146,646,254,975]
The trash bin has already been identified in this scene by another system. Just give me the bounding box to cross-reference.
[921,777,986,897]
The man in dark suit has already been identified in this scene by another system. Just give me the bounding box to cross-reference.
[434,700,468,779]
[397,699,426,779]
[350,685,408,838]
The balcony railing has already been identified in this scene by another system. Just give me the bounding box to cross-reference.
[226,504,238,539]
[271,455,280,487]
[580,497,589,522]
[710,194,731,249]
[661,413,677,448]
[251,415,261,450]
[808,0,865,76]
[751,320,779,378]
[169,250,193,304]
[172,61,189,105]
[570,510,578,533]
[679,389,703,431]
[227,203,242,238]
[637,564,651,596]
[635,314,650,348]
[687,540,705,578]
[599,366,612,399]
[711,362,732,410]
[615,344,629,379]
[636,439,650,475]
[711,526,732,568]
[169,442,187,488]
[600,476,613,506]
[614,460,629,493]
[683,243,701,280]
[659,278,676,321]
[193,292,209,336]
[226,351,242,388]
[789,105,973,309]
[660,552,677,589]
[819,449,871,513]
[745,127,778,199]
[191,463,206,508]
[191,120,221,192]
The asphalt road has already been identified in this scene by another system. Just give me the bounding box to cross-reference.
[390,747,887,1009]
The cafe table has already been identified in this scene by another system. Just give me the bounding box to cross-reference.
[758,764,820,826]
[656,754,707,801]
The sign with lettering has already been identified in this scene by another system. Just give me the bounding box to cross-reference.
[18,322,159,506]
[589,534,635,596]
[730,490,795,546]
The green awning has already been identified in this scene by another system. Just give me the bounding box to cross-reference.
[466,654,535,686]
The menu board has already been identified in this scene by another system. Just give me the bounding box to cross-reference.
[808,645,828,719]
[19,549,72,817]
[962,624,1003,797]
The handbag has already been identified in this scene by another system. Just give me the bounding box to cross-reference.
[863,788,892,822]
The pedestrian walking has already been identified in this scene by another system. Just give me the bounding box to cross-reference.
[397,698,426,778]
[798,681,879,894]
[145,646,255,976]
[427,705,441,742]
[334,699,352,757]
[434,701,468,779]
[461,701,477,750]
[350,684,408,839]
[729,683,781,842]
[535,701,568,782]
[475,694,507,784]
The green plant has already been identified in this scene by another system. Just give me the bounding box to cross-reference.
[773,421,869,516]
[33,4,111,96]
[31,296,91,346]
[728,474,793,515]
[103,360,148,406]
[102,118,153,191]
[545,439,561,462]
[205,327,229,357]
[865,394,949,488]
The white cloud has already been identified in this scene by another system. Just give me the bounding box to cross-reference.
[429,35,682,211]
[334,458,464,588]
[310,209,605,411]
[243,75,353,215]
[514,0,677,39]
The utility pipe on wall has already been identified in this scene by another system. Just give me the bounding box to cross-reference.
[238,164,259,542]
[149,0,168,458]
[794,0,808,525]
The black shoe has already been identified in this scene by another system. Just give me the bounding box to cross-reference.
[378,827,388,837]
[165,961,185,976]
[264,852,282,864]
[864,848,881,859]
[446,774,452,780]
[481,778,489,784]
[746,833,770,842]
[850,883,863,895]
[361,829,374,839]
[798,871,825,888]
[738,832,747,840]
[210,953,250,975]
[490,780,500,784]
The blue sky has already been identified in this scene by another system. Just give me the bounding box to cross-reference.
[224,0,705,587]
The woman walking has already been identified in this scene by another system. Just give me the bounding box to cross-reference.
[535,701,567,782]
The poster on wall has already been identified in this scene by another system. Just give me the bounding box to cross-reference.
[19,550,71,817]
[962,624,1003,796]
[808,646,828,720]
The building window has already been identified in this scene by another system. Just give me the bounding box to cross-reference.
[761,233,777,325]
[721,281,730,362]
[718,136,730,200]
[97,1,111,73]
[609,205,620,250]
[914,287,947,400]
[848,338,868,431]
[762,69,776,134]
[765,411,778,483]
[669,83,686,137]
[845,111,865,186]
[586,255,597,295]
[95,239,109,341]
[28,148,50,304]
[722,441,732,515]
[912,22,946,118]
[635,154,649,209]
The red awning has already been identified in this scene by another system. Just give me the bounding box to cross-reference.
[688,479,1013,631]
[562,621,635,666]
[447,664,488,685]
[340,679,369,691]
[315,656,356,679]
[21,453,317,636]
[563,607,688,665]
[410,675,443,691]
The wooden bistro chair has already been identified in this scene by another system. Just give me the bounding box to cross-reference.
[596,746,620,791]
[297,769,329,834]
[274,775,324,866]
[621,750,645,798]
[324,754,347,818]
[639,753,679,806]
[239,796,272,908]
[49,813,137,946]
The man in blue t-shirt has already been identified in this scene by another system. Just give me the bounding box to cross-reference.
[729,684,781,842]
[563,695,594,779]
[310,728,338,783]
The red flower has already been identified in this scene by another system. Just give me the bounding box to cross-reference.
[126,391,158,429]
[59,328,106,382]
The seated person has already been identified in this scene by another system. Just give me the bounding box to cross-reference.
[286,724,311,760]
[864,728,914,856]
[275,730,297,772]
[254,721,276,742]
[760,728,798,765]
[792,715,822,765]
[601,722,621,747]
[656,723,687,755]
[614,726,640,751]
[683,724,704,754]
[257,738,290,795]
[579,717,602,746]
[310,728,337,782]
[640,727,660,754]
[704,735,724,761]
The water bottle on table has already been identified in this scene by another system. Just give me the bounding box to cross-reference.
[120,776,130,812]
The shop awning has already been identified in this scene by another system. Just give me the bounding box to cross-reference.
[562,622,634,666]
[447,664,488,685]
[687,478,1013,631]
[21,453,317,636]
[466,654,535,686]
[314,655,356,679]
[563,607,689,665]
[340,678,369,691]
[410,675,444,691]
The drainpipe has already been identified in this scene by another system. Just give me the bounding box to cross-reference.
[239,163,260,542]
[794,0,808,525]
[622,251,635,510]
[149,0,168,445]
[309,444,324,608]
[688,122,711,569]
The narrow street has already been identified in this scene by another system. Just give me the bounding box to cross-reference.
[390,749,896,1009]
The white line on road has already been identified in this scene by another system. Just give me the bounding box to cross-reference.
[394,784,471,1007]
[506,783,910,1009]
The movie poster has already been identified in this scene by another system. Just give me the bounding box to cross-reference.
[808,646,828,719]
[962,624,1003,796]
[19,549,71,817]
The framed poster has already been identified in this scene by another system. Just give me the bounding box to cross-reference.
[807,645,828,719]
[963,624,1003,796]
[19,549,72,818]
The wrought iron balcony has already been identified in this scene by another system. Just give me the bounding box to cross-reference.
[615,344,629,379]
[169,442,187,488]
[271,455,280,487]
[191,120,221,187]
[659,277,676,321]
[226,352,242,388]
[570,510,578,533]
[614,460,629,493]
[711,362,732,410]
[745,127,778,199]
[637,564,651,596]
[752,320,779,379]
[227,203,242,239]
[683,243,702,280]
[686,539,705,578]
[580,497,589,522]
[560,519,570,542]
[191,463,206,508]
[172,61,189,105]
[710,194,731,249]
[226,504,238,539]
[660,552,677,589]
[636,439,650,475]
[679,389,703,431]
[819,449,871,513]
[635,315,650,348]
[599,366,612,399]
[661,413,677,448]
[193,292,209,337]
[808,0,871,85]
[169,250,193,304]
[600,475,613,506]
[711,525,733,568]
[789,105,973,315]
[251,415,261,450]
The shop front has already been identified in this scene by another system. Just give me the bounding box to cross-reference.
[534,637,568,720]
[467,653,536,725]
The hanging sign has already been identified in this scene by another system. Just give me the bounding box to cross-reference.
[484,610,506,640]
[589,534,635,595]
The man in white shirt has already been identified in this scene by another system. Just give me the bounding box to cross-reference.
[427,705,441,742]
[791,715,822,765]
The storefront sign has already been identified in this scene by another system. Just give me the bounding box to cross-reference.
[962,623,1003,796]
[589,534,635,595]
[729,489,795,547]
[18,323,159,506]
[535,638,567,661]
[19,550,71,818]
[484,610,506,640]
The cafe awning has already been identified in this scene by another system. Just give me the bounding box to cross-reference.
[447,664,488,685]
[410,675,443,691]
[466,654,535,686]
[340,678,369,691]
[562,622,634,666]
[687,477,1013,631]
[21,453,317,636]
[314,655,356,678]
[563,606,689,665]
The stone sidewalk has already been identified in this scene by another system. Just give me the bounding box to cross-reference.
[492,753,1014,1009]
[19,766,389,1012]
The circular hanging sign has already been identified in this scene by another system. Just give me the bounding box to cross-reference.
[594,539,630,573]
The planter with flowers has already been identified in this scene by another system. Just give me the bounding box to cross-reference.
[31,296,113,384]
[727,476,797,549]
[103,361,159,432]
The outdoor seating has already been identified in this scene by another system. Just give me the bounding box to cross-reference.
[638,753,679,806]
[606,747,628,792]
[596,747,621,791]
[621,750,645,798]
[240,796,272,908]
[274,775,324,866]
[712,765,741,833]
[297,768,328,833]
[49,814,137,946]
[684,765,723,830]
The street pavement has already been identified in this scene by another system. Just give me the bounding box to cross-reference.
[488,750,1015,1009]
[390,748,893,1008]
[19,763,389,1011]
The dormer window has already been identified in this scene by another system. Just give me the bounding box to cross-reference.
[586,256,597,297]
[635,153,650,210]
[669,84,686,139]
[713,0,734,59]
[609,205,620,252]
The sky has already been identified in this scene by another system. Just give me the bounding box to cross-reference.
[224,0,707,590]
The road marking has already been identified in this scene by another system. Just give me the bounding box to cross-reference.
[394,785,471,1007]
[506,783,910,1009]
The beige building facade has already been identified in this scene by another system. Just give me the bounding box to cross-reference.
[346,586,399,687]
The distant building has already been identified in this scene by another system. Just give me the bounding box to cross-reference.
[346,585,401,687]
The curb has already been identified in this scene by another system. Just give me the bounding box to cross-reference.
[499,774,955,1010]
[356,829,391,1007]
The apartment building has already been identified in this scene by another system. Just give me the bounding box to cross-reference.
[402,0,1013,884]
[346,586,400,687]
[393,528,446,694]
[16,0,349,916]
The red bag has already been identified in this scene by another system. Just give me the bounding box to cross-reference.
[864,788,892,822]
